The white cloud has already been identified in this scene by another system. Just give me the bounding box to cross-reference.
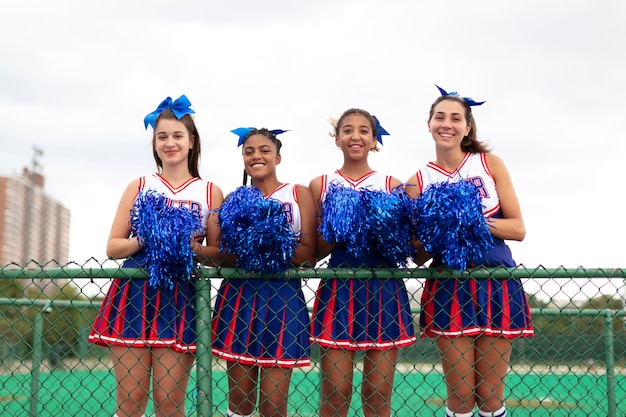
[1,0,625,289]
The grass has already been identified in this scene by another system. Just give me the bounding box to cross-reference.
[1,363,624,416]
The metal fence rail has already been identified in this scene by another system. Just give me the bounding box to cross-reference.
[1,263,625,417]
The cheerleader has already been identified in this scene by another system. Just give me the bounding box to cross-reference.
[406,86,533,417]
[309,109,416,417]
[211,128,317,417]
[88,95,224,417]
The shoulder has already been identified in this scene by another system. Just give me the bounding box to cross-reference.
[483,152,507,173]
[127,177,142,187]
[405,171,419,186]
[206,179,224,194]
[404,173,420,198]
[294,183,313,200]
[388,175,402,189]
[308,175,324,187]
[308,175,325,195]
[482,153,513,185]
[200,179,224,207]
[123,177,142,194]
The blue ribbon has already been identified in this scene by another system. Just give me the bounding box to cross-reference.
[372,116,389,145]
[144,95,196,129]
[231,127,289,147]
[435,84,485,106]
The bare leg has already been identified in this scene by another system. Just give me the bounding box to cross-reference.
[474,336,512,412]
[151,348,195,417]
[111,346,151,417]
[258,367,293,417]
[361,349,398,417]
[436,337,477,414]
[227,362,259,416]
[319,347,356,417]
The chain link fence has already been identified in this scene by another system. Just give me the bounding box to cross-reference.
[1,261,625,417]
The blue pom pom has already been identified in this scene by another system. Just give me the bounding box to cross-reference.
[361,186,414,266]
[217,186,298,275]
[414,180,494,271]
[319,183,368,257]
[130,189,202,289]
[320,183,413,265]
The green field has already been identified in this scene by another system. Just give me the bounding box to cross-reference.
[1,366,624,416]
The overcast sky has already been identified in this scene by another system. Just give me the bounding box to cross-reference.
[1,0,625,298]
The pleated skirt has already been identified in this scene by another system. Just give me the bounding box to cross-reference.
[211,278,311,368]
[420,277,534,338]
[88,277,196,352]
[310,277,417,350]
[421,239,534,338]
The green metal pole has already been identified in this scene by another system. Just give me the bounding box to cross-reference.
[195,268,214,416]
[603,310,616,417]
[29,301,50,417]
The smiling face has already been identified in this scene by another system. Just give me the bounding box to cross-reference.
[335,113,377,160]
[427,98,471,151]
[242,133,281,181]
[153,118,194,168]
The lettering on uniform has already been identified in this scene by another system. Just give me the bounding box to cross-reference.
[168,199,203,219]
[468,176,489,199]
[281,202,294,225]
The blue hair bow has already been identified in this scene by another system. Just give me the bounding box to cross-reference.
[231,127,289,147]
[435,84,485,106]
[144,95,196,129]
[372,116,389,145]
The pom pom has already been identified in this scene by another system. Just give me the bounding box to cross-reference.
[130,189,202,289]
[414,180,494,271]
[217,186,298,275]
[361,186,414,266]
[319,182,368,257]
[320,182,413,265]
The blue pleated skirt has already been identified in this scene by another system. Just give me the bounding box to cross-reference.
[211,278,311,368]
[88,254,196,352]
[310,277,417,350]
[420,240,533,338]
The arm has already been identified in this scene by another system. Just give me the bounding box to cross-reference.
[195,184,225,266]
[389,176,403,190]
[291,184,317,267]
[106,179,142,259]
[308,175,336,261]
[215,191,239,267]
[486,153,526,241]
[404,173,420,199]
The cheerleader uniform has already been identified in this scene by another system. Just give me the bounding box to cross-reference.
[415,153,534,338]
[310,171,416,350]
[88,173,215,353]
[211,183,311,368]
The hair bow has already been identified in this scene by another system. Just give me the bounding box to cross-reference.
[435,84,485,106]
[231,127,289,147]
[372,116,389,145]
[144,95,195,129]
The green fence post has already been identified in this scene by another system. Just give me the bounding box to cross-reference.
[29,300,51,417]
[195,267,214,417]
[603,310,616,417]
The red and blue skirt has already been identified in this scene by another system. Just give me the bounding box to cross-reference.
[420,240,534,338]
[211,278,311,368]
[310,277,417,350]
[88,254,197,353]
